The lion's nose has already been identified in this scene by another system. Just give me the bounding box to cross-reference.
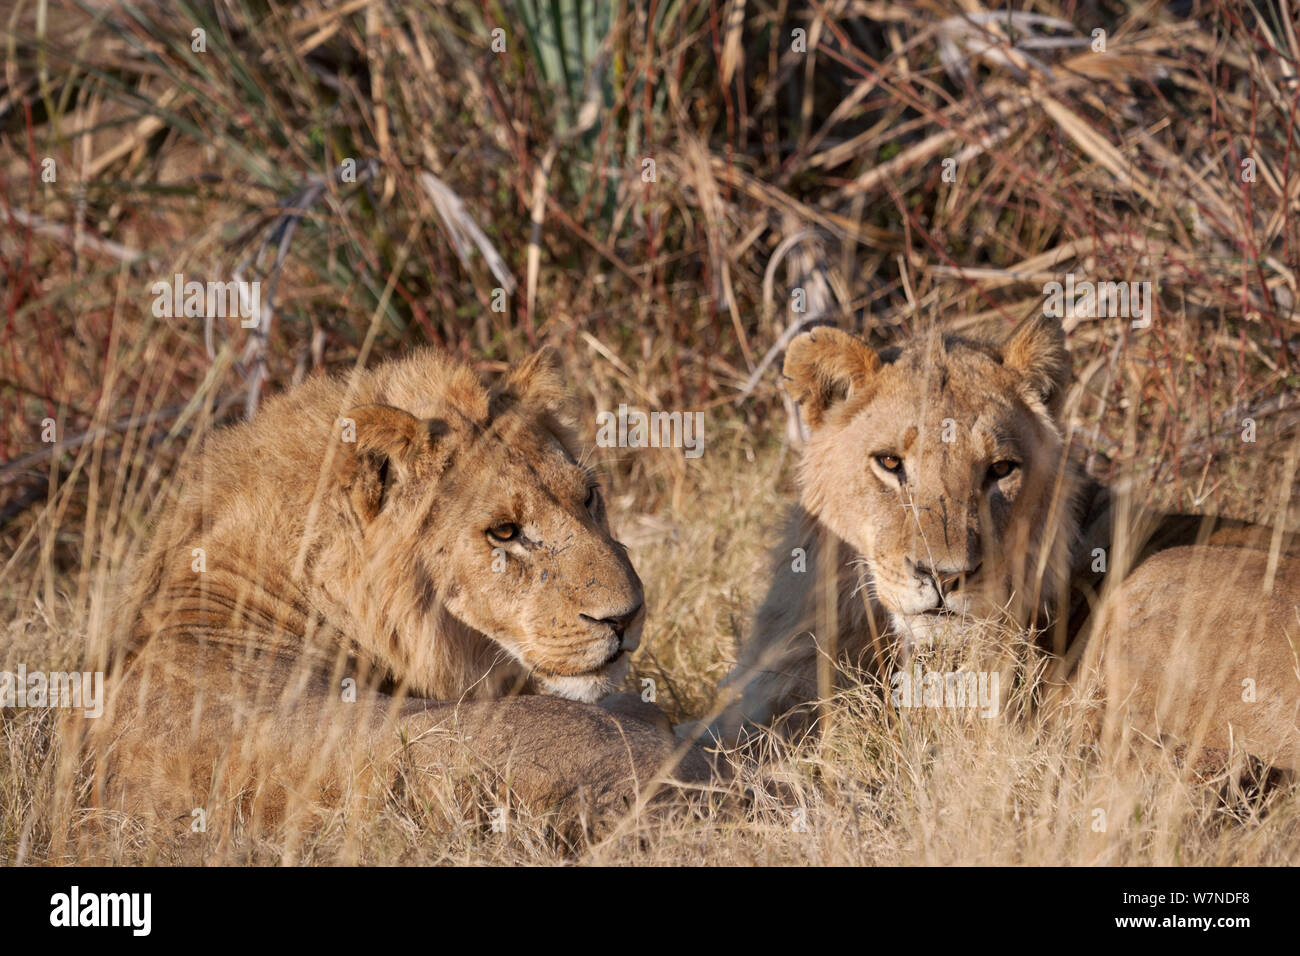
[915,562,982,595]
[581,599,643,641]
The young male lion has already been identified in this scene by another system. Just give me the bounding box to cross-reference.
[84,348,709,836]
[695,317,1299,774]
[699,316,1084,743]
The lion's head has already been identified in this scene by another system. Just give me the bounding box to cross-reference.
[257,349,645,704]
[782,318,1079,647]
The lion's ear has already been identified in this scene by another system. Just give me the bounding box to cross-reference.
[334,404,443,522]
[489,346,575,423]
[783,328,881,429]
[1001,314,1069,415]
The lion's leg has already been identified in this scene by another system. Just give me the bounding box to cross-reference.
[694,512,884,746]
[596,691,673,733]
[92,655,712,838]
[396,695,713,832]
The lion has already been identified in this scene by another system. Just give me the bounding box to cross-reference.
[82,347,710,839]
[697,317,1084,743]
[1069,545,1300,773]
[693,317,1299,772]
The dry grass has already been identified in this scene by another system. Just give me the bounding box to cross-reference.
[2,0,1299,864]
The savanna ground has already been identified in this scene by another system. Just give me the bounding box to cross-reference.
[2,0,1299,864]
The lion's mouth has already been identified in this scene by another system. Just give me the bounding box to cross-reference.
[597,646,626,669]
[565,648,627,681]
[533,647,626,680]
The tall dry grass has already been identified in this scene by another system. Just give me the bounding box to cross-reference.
[1,0,1299,863]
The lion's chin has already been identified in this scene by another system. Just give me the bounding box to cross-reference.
[534,653,630,703]
[891,610,976,652]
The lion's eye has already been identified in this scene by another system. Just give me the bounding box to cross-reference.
[875,454,903,474]
[487,522,520,543]
[988,460,1018,481]
[584,486,599,512]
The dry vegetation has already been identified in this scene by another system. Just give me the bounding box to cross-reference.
[2,0,1300,864]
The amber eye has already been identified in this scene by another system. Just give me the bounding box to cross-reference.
[988,460,1018,481]
[487,522,520,543]
[875,454,903,474]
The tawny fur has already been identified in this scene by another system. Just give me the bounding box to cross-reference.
[85,347,710,835]
[1072,546,1300,772]
[704,317,1083,742]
